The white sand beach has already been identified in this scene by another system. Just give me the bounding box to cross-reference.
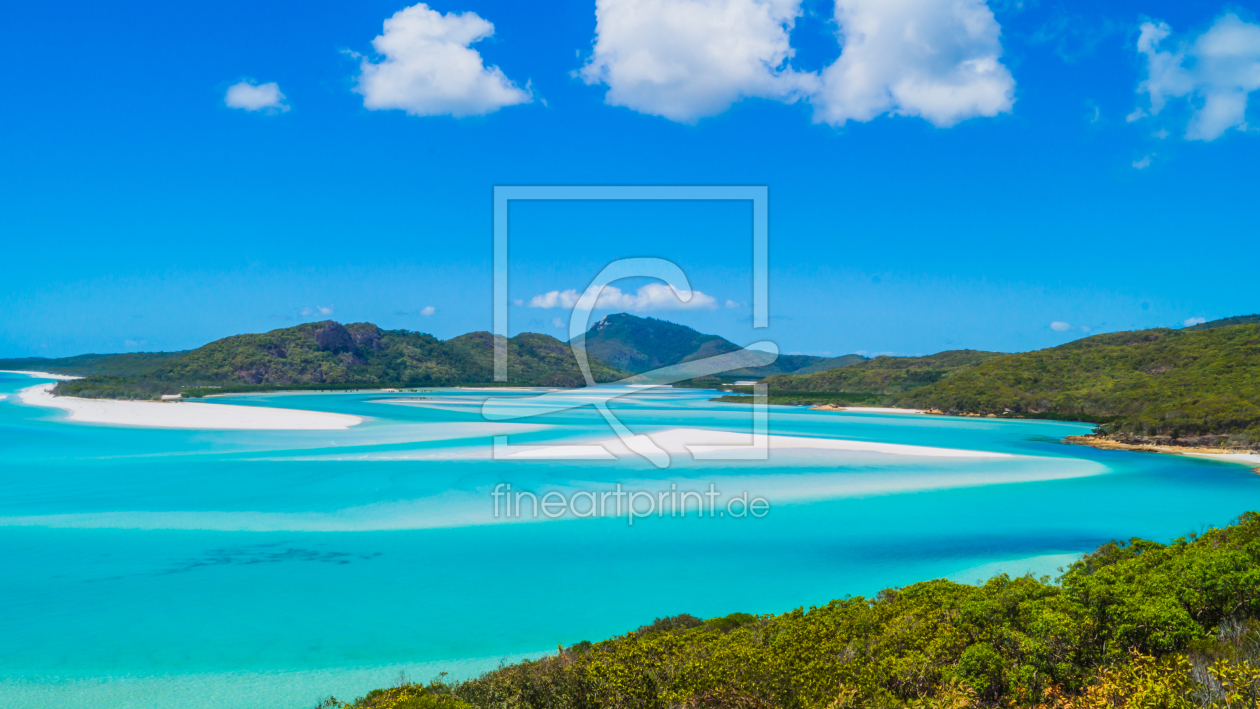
[1064,435,1260,470]
[1179,451,1260,467]
[18,384,362,430]
[0,370,83,381]
[810,404,926,414]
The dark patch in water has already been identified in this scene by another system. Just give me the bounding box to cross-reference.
[159,542,381,575]
[1023,435,1071,444]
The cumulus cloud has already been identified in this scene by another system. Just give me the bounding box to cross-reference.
[1184,316,1207,326]
[812,0,1016,127]
[1050,321,1071,332]
[580,0,816,122]
[355,3,531,117]
[525,284,719,311]
[420,305,436,316]
[301,305,335,317]
[225,81,289,112]
[1132,153,1154,169]
[579,0,1015,127]
[1134,14,1260,141]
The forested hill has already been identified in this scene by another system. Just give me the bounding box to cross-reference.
[48,321,625,399]
[0,352,187,377]
[572,313,742,373]
[750,319,1260,447]
[763,350,1004,394]
[571,313,858,377]
[895,323,1260,445]
[11,314,869,400]
[1185,313,1260,330]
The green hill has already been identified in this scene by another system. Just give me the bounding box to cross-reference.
[571,313,744,373]
[1185,314,1260,330]
[788,352,869,374]
[52,321,625,399]
[14,314,869,399]
[737,320,1260,447]
[570,313,859,378]
[894,323,1260,445]
[0,351,188,377]
[763,349,1005,394]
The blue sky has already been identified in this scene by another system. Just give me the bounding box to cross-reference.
[2,0,1258,358]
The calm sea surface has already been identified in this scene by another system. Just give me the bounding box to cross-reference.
[1,371,1257,708]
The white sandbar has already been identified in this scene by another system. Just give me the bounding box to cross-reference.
[18,384,362,430]
[1179,451,1260,466]
[0,370,82,381]
[501,427,1008,460]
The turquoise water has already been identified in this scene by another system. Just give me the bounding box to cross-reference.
[1,371,1257,708]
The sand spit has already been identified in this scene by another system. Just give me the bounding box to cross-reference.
[17,384,362,430]
[1065,435,1260,471]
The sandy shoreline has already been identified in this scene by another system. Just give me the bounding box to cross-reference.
[810,404,926,414]
[1065,435,1260,471]
[0,369,83,381]
[17,384,362,430]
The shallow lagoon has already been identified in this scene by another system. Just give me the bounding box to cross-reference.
[2,371,1257,708]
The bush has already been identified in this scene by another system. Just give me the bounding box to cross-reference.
[338,512,1260,709]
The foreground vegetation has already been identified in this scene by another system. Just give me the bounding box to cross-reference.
[322,512,1260,709]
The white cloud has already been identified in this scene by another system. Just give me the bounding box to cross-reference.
[225,81,289,112]
[1132,153,1154,169]
[1050,321,1071,331]
[420,305,436,316]
[525,284,719,311]
[580,0,1015,128]
[552,317,565,328]
[527,290,581,309]
[355,3,531,117]
[1126,107,1146,122]
[301,305,335,317]
[724,299,743,308]
[1134,15,1260,141]
[580,0,816,123]
[812,0,1016,127]
[1184,316,1207,326]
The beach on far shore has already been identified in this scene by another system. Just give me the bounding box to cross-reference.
[1065,435,1260,470]
[15,382,363,430]
[0,369,83,381]
[810,404,927,415]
